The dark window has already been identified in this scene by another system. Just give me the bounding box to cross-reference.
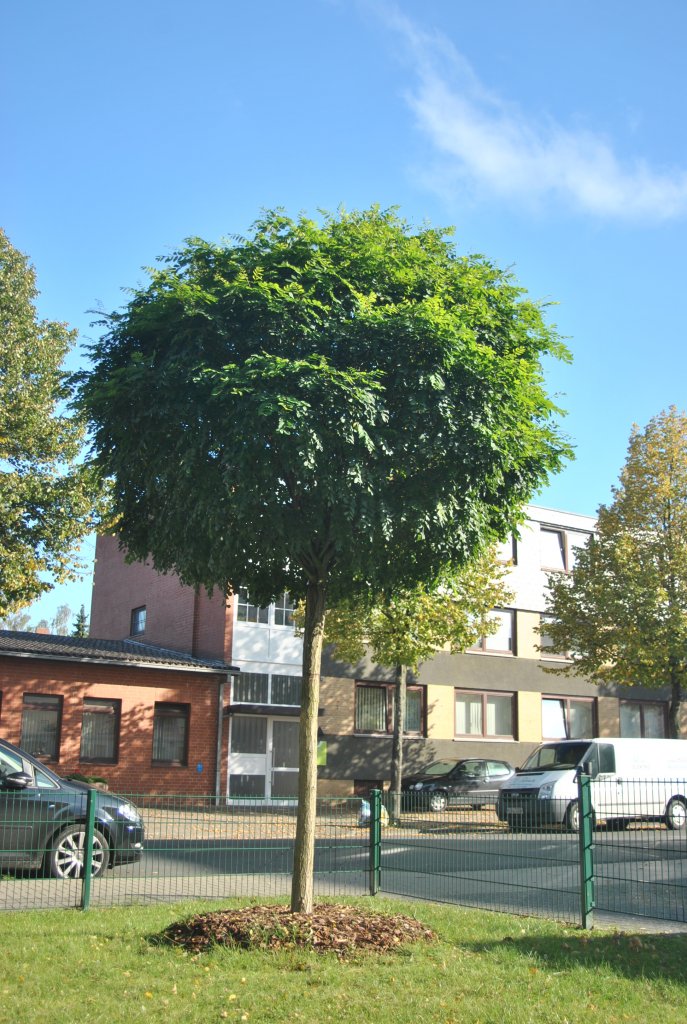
[80,698,120,763]
[236,588,269,624]
[354,683,425,735]
[130,605,146,635]
[234,673,269,703]
[455,690,515,738]
[273,592,295,627]
[152,703,189,765]
[542,697,595,739]
[620,701,666,738]
[21,694,62,760]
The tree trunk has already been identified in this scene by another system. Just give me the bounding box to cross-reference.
[389,663,407,825]
[290,578,327,913]
[669,672,683,739]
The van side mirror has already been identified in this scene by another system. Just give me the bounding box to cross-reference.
[582,760,594,778]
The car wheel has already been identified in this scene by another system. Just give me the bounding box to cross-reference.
[665,797,687,831]
[47,825,110,879]
[429,792,448,812]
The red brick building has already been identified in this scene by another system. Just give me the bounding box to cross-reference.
[0,631,236,797]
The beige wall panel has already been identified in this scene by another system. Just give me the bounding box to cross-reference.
[517,610,540,661]
[517,690,543,743]
[597,696,619,737]
[319,675,354,735]
[427,684,455,740]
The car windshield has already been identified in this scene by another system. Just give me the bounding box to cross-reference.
[419,760,460,776]
[521,742,592,772]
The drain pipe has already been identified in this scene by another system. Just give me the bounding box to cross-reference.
[214,673,230,807]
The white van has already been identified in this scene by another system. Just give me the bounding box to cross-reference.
[495,738,687,831]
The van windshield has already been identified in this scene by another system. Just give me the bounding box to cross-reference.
[521,742,592,772]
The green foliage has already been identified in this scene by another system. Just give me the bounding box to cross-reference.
[72,603,89,637]
[544,407,687,734]
[77,206,571,604]
[0,230,102,616]
[324,547,512,672]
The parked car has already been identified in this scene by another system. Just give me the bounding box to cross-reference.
[0,737,144,878]
[401,757,516,811]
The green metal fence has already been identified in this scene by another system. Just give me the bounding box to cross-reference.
[0,793,369,911]
[2,777,686,926]
[374,773,687,928]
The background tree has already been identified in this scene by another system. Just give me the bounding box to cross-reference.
[0,230,101,617]
[323,547,512,821]
[78,207,571,912]
[72,604,89,637]
[0,609,33,631]
[544,407,687,737]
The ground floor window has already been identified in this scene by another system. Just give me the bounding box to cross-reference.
[228,715,300,800]
[152,702,189,765]
[455,690,515,739]
[354,683,425,735]
[80,697,120,763]
[21,694,62,760]
[620,700,666,738]
[542,696,595,739]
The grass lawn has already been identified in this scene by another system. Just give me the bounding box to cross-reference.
[1,898,686,1024]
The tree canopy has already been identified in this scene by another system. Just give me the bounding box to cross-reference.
[544,407,687,737]
[77,206,572,910]
[0,230,100,616]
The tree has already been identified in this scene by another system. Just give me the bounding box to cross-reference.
[77,206,571,912]
[0,230,101,617]
[544,407,687,737]
[0,609,33,631]
[72,604,89,637]
[323,547,512,821]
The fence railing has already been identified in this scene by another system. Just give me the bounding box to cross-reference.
[1,777,686,926]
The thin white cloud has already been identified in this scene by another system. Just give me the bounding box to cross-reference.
[378,3,687,221]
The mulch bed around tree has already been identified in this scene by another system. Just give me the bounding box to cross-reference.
[158,903,437,958]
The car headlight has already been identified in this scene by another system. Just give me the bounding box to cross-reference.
[116,801,142,823]
[413,783,424,791]
[538,783,554,800]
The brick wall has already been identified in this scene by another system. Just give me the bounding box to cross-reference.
[89,535,233,660]
[0,655,227,796]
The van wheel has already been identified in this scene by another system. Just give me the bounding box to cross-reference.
[665,797,687,831]
[564,802,595,833]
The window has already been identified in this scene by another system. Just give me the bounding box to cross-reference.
[620,701,666,738]
[496,535,517,565]
[540,528,566,570]
[455,690,515,739]
[80,698,120,763]
[273,593,295,627]
[470,609,515,654]
[568,532,592,569]
[130,606,146,635]
[354,684,425,735]
[21,694,62,760]
[542,696,595,739]
[233,672,302,706]
[539,614,569,659]
[152,703,189,765]
[236,588,269,624]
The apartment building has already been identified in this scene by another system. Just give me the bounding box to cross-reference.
[85,504,684,799]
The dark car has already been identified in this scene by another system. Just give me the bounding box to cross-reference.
[401,757,516,811]
[0,737,144,878]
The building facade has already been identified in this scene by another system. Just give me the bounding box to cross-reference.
[87,506,685,799]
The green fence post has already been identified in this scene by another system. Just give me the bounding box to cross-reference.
[80,788,96,911]
[576,768,595,929]
[369,789,382,896]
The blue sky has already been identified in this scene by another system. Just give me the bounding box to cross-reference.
[4,0,687,626]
